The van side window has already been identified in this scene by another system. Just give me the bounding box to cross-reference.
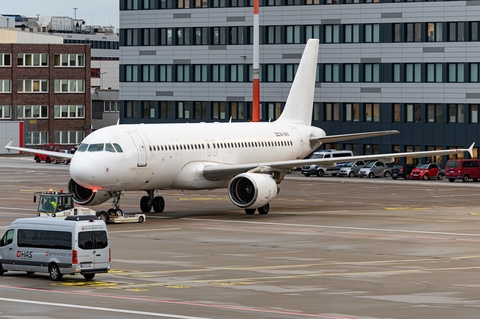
[78,231,108,250]
[0,229,14,246]
[472,161,479,168]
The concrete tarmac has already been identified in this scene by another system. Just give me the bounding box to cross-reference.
[1,155,480,319]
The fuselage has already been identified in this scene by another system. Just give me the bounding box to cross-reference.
[69,122,325,191]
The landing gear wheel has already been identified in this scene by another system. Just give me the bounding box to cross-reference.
[96,211,109,222]
[140,196,152,212]
[245,209,256,215]
[258,204,270,215]
[83,273,95,280]
[152,196,165,213]
[49,264,63,281]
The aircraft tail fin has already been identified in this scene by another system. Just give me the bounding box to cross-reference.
[276,39,319,125]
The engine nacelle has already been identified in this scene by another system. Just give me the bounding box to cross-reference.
[68,178,112,206]
[228,173,278,209]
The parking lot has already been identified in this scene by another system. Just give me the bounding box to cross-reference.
[1,156,480,319]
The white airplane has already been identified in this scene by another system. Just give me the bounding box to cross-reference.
[5,39,474,220]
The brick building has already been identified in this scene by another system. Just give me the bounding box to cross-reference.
[0,30,91,148]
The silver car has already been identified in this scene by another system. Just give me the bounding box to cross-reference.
[338,160,366,177]
[358,161,391,178]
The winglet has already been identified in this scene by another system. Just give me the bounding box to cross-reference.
[468,142,475,158]
[4,140,13,154]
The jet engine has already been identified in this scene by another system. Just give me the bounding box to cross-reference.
[68,179,112,206]
[228,173,278,209]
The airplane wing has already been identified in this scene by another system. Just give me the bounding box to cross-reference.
[310,130,399,144]
[203,143,475,181]
[4,140,74,160]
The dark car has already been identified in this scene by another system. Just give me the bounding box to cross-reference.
[391,164,416,180]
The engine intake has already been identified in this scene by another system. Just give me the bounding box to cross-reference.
[228,173,278,209]
[68,179,111,206]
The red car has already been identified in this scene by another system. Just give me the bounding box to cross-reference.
[410,163,445,180]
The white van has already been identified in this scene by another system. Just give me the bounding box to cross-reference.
[301,150,353,177]
[0,216,110,281]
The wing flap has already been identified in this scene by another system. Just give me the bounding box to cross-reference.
[310,130,399,144]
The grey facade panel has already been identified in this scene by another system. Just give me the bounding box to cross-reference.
[282,53,302,59]
[173,59,191,64]
[381,12,402,19]
[360,88,382,94]
[227,16,245,22]
[139,50,156,56]
[156,91,174,96]
[423,47,445,53]
[174,13,191,18]
[321,19,341,24]
[208,45,227,50]
[466,0,480,6]
[466,93,480,99]
[226,96,246,102]
[361,58,381,63]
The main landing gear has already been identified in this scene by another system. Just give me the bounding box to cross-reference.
[245,203,270,215]
[140,190,165,213]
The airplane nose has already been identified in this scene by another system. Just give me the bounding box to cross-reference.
[70,156,97,186]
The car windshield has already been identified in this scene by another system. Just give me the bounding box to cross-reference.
[311,154,324,159]
[416,164,429,169]
[364,161,375,168]
[343,161,354,167]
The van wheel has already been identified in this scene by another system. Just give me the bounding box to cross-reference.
[83,273,95,280]
[462,175,470,182]
[448,178,455,183]
[26,271,35,275]
[49,264,63,281]
[0,263,4,276]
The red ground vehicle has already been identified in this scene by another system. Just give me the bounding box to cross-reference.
[410,163,445,180]
[33,143,62,163]
[446,159,480,182]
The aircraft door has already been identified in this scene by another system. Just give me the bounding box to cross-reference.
[128,131,147,167]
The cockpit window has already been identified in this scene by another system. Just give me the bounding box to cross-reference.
[113,143,123,153]
[105,143,116,153]
[77,143,88,152]
[88,144,104,152]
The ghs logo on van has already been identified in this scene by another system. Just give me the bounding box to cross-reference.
[16,251,33,258]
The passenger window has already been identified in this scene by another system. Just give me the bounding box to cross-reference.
[105,143,116,152]
[0,229,14,246]
[113,143,123,152]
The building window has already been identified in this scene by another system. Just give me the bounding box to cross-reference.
[363,144,379,155]
[345,103,359,121]
[0,79,11,92]
[324,25,340,43]
[470,22,479,41]
[230,26,246,44]
[193,64,208,82]
[53,54,84,67]
[427,104,442,123]
[54,131,85,144]
[324,64,340,82]
[91,68,101,78]
[159,101,172,119]
[0,54,11,66]
[18,53,48,67]
[142,101,155,118]
[285,64,298,82]
[17,80,48,93]
[365,103,380,122]
[448,63,464,82]
[176,101,190,119]
[212,27,226,45]
[266,26,282,44]
[0,105,11,119]
[194,101,208,119]
[393,103,400,122]
[393,64,401,82]
[305,25,320,40]
[177,0,191,8]
[344,25,360,43]
[54,80,85,93]
[160,28,173,45]
[406,23,421,42]
[427,22,443,42]
[230,64,245,82]
[313,102,320,121]
[17,105,48,119]
[142,64,156,82]
[265,64,281,82]
[448,22,464,42]
[393,23,401,42]
[427,63,442,82]
[104,101,119,112]
[142,28,157,45]
[194,27,208,45]
[54,105,85,118]
[176,65,190,82]
[212,102,226,119]
[176,28,190,45]
[25,131,47,145]
[406,63,421,82]
[230,102,244,120]
[344,64,359,82]
[211,65,226,82]
[470,104,479,123]
[364,24,380,43]
[364,64,379,82]
[159,65,173,82]
[325,103,339,121]
[266,102,282,121]
[448,104,465,123]
[406,103,421,122]
[286,25,301,44]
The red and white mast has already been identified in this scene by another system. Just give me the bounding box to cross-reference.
[252,0,260,122]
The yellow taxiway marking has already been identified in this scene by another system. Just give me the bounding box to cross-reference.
[469,212,480,215]
[55,281,118,287]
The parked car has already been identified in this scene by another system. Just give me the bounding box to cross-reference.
[410,163,445,180]
[301,150,353,177]
[445,159,480,182]
[53,149,76,165]
[338,160,366,177]
[391,163,416,180]
[358,161,391,178]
